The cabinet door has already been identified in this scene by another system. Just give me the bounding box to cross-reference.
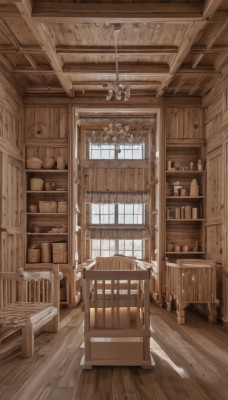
[206,146,223,261]
[0,154,24,272]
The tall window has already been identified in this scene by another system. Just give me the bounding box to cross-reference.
[89,142,145,160]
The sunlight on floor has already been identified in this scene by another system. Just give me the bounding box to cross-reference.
[150,337,189,378]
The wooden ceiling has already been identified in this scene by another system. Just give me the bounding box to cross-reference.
[0,0,228,100]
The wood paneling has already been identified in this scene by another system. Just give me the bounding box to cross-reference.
[25,106,68,139]
[84,167,148,192]
[0,78,24,273]
[165,106,203,139]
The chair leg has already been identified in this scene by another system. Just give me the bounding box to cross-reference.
[22,322,34,357]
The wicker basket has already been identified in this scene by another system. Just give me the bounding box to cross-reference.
[41,242,52,263]
[27,247,41,263]
[30,178,44,191]
[52,242,68,264]
[26,157,43,169]
[43,157,55,169]
[39,201,57,213]
[57,201,68,213]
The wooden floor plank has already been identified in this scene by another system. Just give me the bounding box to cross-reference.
[0,304,228,400]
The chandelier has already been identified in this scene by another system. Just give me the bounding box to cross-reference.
[90,121,142,149]
[105,28,130,102]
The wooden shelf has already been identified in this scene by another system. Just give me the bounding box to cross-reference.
[166,170,205,175]
[26,169,68,173]
[166,196,204,200]
[27,213,68,216]
[27,191,67,194]
[27,233,68,236]
[166,252,205,255]
[166,219,205,222]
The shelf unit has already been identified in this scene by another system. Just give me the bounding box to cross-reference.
[165,143,206,262]
[25,144,70,269]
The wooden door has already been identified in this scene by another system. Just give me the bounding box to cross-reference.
[0,154,24,272]
[206,146,223,262]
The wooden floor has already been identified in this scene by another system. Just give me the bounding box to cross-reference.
[0,303,228,400]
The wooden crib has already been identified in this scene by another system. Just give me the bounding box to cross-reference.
[82,256,153,368]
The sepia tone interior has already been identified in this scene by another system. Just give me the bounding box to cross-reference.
[0,1,228,399]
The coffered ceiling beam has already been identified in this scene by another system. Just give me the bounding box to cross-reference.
[156,0,224,97]
[0,5,21,19]
[71,80,162,87]
[15,0,74,97]
[0,45,43,54]
[31,2,203,23]
[192,19,228,69]
[191,45,228,54]
[56,45,179,56]
[63,63,169,74]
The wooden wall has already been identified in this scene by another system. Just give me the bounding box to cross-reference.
[203,74,228,330]
[0,75,24,272]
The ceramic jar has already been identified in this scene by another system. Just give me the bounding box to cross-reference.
[190,179,199,196]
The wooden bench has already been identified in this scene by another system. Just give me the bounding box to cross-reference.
[0,268,62,357]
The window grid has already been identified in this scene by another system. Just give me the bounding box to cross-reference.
[91,203,144,225]
[91,204,115,224]
[91,239,143,259]
[89,142,145,160]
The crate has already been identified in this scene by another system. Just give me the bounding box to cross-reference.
[39,201,57,213]
[57,201,68,213]
[52,242,68,264]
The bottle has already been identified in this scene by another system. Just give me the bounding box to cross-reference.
[167,160,172,170]
[190,179,199,196]
[197,159,203,171]
[181,206,185,219]
[189,161,194,171]
[183,244,189,252]
[175,207,181,219]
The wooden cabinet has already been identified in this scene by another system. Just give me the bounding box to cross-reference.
[165,143,206,261]
[25,143,70,269]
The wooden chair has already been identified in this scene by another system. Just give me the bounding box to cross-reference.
[0,267,62,357]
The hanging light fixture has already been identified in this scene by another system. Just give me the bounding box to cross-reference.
[105,27,130,102]
[90,121,142,151]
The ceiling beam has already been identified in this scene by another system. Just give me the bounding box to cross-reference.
[156,0,224,97]
[192,19,228,69]
[15,0,74,97]
[56,45,179,56]
[0,44,43,54]
[191,45,228,54]
[71,80,162,87]
[14,66,54,74]
[177,65,221,75]
[63,63,169,75]
[0,5,21,19]
[32,2,203,23]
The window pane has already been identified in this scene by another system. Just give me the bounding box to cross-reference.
[125,204,133,214]
[91,215,100,224]
[89,144,115,159]
[117,143,144,160]
[92,204,99,214]
[92,240,100,249]
[125,215,133,224]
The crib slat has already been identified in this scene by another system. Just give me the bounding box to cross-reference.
[102,280,105,328]
[127,280,131,327]
[94,279,98,328]
[111,279,114,328]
